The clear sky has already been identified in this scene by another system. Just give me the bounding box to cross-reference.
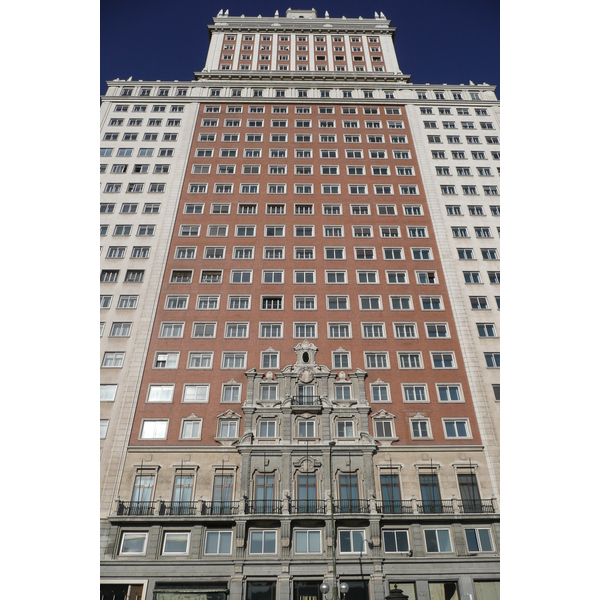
[101,0,499,97]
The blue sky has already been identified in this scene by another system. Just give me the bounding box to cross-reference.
[101,0,499,97]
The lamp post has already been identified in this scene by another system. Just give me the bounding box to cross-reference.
[320,581,349,600]
[328,440,338,600]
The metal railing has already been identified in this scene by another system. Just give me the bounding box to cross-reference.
[201,500,240,516]
[333,499,370,514]
[376,499,413,514]
[289,499,327,514]
[245,499,283,514]
[158,501,198,516]
[458,499,495,514]
[291,395,322,407]
[116,501,156,516]
[416,499,455,514]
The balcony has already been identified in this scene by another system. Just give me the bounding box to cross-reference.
[245,499,283,514]
[376,499,413,515]
[159,501,198,516]
[458,499,495,514]
[201,500,240,516]
[417,499,455,514]
[116,501,155,516]
[333,499,370,514]
[291,395,322,408]
[289,499,327,514]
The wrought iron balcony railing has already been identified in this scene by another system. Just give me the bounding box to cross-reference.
[458,499,495,514]
[376,499,414,514]
[116,501,156,516]
[158,501,198,516]
[289,499,327,514]
[245,499,283,514]
[416,499,455,514]
[333,499,370,514]
[201,500,240,516]
[290,395,322,407]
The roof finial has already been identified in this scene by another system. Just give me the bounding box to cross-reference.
[374,11,379,17]
[217,9,223,16]
[275,9,279,16]
[380,11,386,18]
[224,8,229,15]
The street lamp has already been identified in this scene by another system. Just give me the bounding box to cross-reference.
[328,440,338,600]
[320,581,349,600]
[339,582,349,599]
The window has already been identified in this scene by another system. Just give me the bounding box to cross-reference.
[230,270,252,284]
[147,385,174,403]
[106,246,125,259]
[339,530,366,554]
[117,295,138,309]
[175,247,196,259]
[124,269,144,283]
[355,248,375,260]
[325,247,345,260]
[444,419,470,438]
[295,247,314,259]
[120,532,148,555]
[294,322,316,338]
[259,323,282,338]
[218,420,238,438]
[329,323,351,339]
[397,352,422,369]
[326,271,347,284]
[485,352,500,368]
[137,224,155,236]
[390,296,413,310]
[205,531,233,555]
[222,352,247,369]
[416,271,437,285]
[407,227,427,238]
[160,322,184,338]
[383,530,410,553]
[327,296,348,310]
[261,352,279,369]
[207,225,228,237]
[191,322,216,338]
[475,227,492,238]
[294,270,315,284]
[424,529,453,553]
[295,296,316,310]
[411,419,430,438]
[365,352,389,369]
[109,322,132,337]
[162,531,190,555]
[465,528,494,553]
[100,270,119,283]
[463,271,482,283]
[249,530,276,554]
[100,384,117,402]
[262,296,282,310]
[183,384,209,403]
[431,352,456,369]
[374,420,395,439]
[421,296,442,310]
[197,295,220,309]
[470,296,489,310]
[394,323,417,339]
[332,351,350,369]
[225,323,248,338]
[188,352,213,369]
[387,271,407,284]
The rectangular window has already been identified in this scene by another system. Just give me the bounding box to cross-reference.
[249,530,277,554]
[444,419,470,438]
[188,352,213,369]
[222,352,247,369]
[197,295,220,309]
[397,352,422,369]
[403,384,428,402]
[394,323,417,338]
[365,352,389,369]
[339,530,366,554]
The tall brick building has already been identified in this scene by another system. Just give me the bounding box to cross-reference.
[100,9,499,600]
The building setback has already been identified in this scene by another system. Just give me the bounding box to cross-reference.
[100,9,500,600]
